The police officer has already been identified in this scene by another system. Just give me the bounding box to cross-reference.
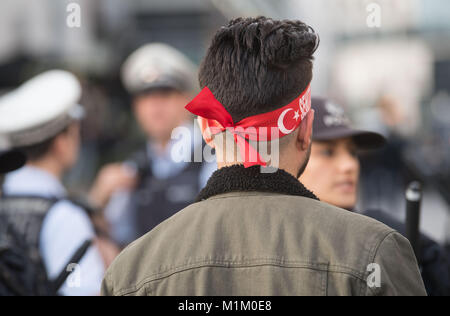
[0,70,105,295]
[300,97,450,295]
[101,43,216,246]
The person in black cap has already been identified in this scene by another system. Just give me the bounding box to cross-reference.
[300,97,450,296]
[300,97,385,210]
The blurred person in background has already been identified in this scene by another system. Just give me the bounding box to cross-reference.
[300,97,450,296]
[92,43,216,247]
[0,70,118,295]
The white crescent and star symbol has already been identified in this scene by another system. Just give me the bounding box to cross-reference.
[277,108,300,134]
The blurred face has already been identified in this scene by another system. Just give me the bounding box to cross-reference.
[299,137,360,210]
[133,90,190,142]
[57,122,81,170]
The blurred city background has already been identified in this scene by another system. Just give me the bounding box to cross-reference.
[0,0,449,244]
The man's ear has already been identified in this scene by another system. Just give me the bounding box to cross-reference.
[197,116,215,148]
[297,109,315,151]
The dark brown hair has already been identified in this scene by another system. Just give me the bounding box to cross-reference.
[199,16,319,123]
[18,126,70,161]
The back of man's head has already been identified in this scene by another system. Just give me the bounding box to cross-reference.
[198,16,319,123]
[198,17,318,171]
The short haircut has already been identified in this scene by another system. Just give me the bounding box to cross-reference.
[18,126,69,161]
[198,16,319,123]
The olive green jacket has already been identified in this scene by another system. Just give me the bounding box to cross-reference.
[101,166,426,296]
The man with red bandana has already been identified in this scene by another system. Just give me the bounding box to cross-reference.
[102,17,426,296]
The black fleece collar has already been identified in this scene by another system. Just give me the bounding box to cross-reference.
[196,165,319,202]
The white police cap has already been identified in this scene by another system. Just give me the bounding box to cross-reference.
[121,43,197,95]
[0,70,84,147]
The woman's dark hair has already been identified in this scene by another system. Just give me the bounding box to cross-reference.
[199,16,319,123]
[17,126,70,161]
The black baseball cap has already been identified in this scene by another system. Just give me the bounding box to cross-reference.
[0,149,26,174]
[312,97,386,149]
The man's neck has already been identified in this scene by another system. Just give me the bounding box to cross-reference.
[216,160,241,170]
[216,160,299,179]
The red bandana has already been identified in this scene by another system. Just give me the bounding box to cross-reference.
[185,84,311,168]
